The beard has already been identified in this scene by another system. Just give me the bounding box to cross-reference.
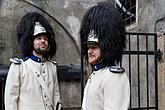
[34,46,48,55]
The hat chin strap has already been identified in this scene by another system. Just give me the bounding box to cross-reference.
[96,56,103,64]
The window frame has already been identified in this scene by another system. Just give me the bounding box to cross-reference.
[115,0,138,30]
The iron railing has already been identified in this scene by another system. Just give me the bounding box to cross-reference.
[122,32,158,110]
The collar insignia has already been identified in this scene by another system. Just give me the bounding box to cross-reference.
[92,62,106,71]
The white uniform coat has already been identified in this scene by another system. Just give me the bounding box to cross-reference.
[82,67,130,110]
[5,56,61,110]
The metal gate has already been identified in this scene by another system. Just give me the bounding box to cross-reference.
[0,66,9,110]
[121,32,160,110]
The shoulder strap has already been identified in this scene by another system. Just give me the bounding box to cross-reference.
[10,58,23,64]
[25,62,54,110]
[109,66,125,73]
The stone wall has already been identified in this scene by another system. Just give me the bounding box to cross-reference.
[155,19,165,109]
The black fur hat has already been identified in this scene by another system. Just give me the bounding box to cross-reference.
[80,1,126,66]
[17,12,56,59]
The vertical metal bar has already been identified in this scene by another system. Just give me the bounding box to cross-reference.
[137,34,140,108]
[120,55,122,67]
[0,78,2,110]
[128,33,132,108]
[154,34,158,110]
[80,43,84,104]
[1,77,5,110]
[146,35,149,110]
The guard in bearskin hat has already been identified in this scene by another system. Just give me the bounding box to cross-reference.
[80,1,130,110]
[5,12,62,110]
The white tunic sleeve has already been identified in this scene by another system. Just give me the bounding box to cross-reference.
[102,73,130,110]
[5,63,21,110]
[52,64,62,110]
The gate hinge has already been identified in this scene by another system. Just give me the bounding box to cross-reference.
[156,49,161,61]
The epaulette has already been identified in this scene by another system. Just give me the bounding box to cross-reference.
[51,61,58,65]
[109,66,125,73]
[10,58,23,64]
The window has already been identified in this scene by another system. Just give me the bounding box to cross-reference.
[115,0,138,28]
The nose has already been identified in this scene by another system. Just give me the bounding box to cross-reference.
[40,37,47,42]
[41,38,45,42]
[88,48,93,54]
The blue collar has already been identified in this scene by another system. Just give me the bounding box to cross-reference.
[30,54,43,62]
[92,62,106,71]
[21,54,46,63]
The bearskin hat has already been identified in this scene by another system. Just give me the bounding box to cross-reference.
[17,12,56,59]
[80,1,126,66]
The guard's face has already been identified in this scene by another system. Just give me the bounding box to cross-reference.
[33,34,49,56]
[87,44,102,65]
